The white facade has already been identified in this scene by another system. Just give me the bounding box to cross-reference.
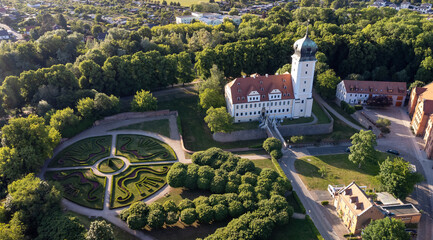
[336,82,370,104]
[176,12,241,25]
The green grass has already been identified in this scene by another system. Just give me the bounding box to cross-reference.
[66,211,140,240]
[49,136,112,168]
[45,169,106,210]
[251,158,276,170]
[326,101,363,128]
[116,134,177,163]
[232,149,268,156]
[98,158,124,173]
[231,121,259,131]
[111,164,172,208]
[294,151,391,190]
[157,92,265,151]
[313,101,331,124]
[176,0,203,6]
[271,218,320,240]
[111,119,170,137]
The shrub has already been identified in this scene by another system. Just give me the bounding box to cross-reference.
[147,209,166,229]
[178,199,195,211]
[340,101,356,114]
[196,204,215,224]
[165,211,179,225]
[263,138,282,153]
[228,200,245,218]
[321,201,329,206]
[270,149,282,160]
[380,126,390,134]
[180,208,197,225]
[213,204,229,221]
[290,135,305,144]
[354,105,363,110]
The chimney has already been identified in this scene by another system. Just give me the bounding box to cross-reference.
[265,74,268,77]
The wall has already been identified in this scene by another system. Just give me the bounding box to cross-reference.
[278,121,333,136]
[213,129,268,142]
[94,110,176,126]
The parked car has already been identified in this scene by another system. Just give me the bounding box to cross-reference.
[386,149,400,155]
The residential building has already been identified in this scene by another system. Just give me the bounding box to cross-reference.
[333,182,385,234]
[175,12,242,25]
[0,29,10,40]
[408,82,433,158]
[335,80,406,106]
[224,30,317,122]
[376,192,421,224]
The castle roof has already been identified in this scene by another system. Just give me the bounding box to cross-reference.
[293,28,318,62]
[341,80,406,96]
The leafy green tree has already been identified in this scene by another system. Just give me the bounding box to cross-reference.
[379,157,423,200]
[229,8,239,16]
[348,130,377,168]
[147,209,166,229]
[1,76,25,112]
[180,208,197,225]
[213,204,228,221]
[316,69,341,99]
[36,211,85,240]
[262,138,282,153]
[76,97,95,119]
[0,213,25,240]
[184,164,199,189]
[196,204,214,224]
[78,60,103,90]
[408,80,425,92]
[199,88,225,110]
[167,163,187,188]
[176,52,195,85]
[49,107,79,135]
[86,220,114,240]
[131,90,157,112]
[178,199,195,211]
[276,63,291,75]
[362,218,410,240]
[204,107,233,133]
[270,149,282,160]
[198,64,225,93]
[228,200,245,218]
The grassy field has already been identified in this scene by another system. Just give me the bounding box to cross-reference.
[231,121,259,131]
[49,136,112,168]
[313,101,331,124]
[111,119,171,137]
[67,211,140,240]
[271,218,320,240]
[177,0,203,6]
[45,169,106,209]
[326,101,364,128]
[157,92,265,151]
[111,164,172,208]
[294,151,392,190]
[98,158,124,173]
[116,134,177,163]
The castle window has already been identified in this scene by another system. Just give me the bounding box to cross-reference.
[237,97,240,100]
[306,64,309,67]
[262,95,265,98]
[236,105,239,109]
[301,109,303,112]
[246,105,248,109]
[305,71,307,74]
[241,113,243,116]
[303,89,306,92]
[236,113,239,116]
[302,100,304,103]
[304,81,306,84]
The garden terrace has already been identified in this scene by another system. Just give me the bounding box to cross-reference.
[49,136,112,168]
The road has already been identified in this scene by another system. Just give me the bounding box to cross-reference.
[0,23,23,40]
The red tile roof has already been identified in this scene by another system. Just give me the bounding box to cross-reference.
[342,80,406,96]
[227,74,294,104]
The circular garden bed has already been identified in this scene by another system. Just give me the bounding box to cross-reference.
[45,134,176,210]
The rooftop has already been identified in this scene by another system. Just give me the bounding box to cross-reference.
[382,204,421,216]
[338,181,374,215]
[376,192,403,206]
[341,80,406,95]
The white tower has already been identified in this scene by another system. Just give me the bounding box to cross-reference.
[290,29,318,118]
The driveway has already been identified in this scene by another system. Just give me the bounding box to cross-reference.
[361,106,433,240]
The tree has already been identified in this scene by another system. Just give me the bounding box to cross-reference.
[167,163,187,188]
[213,204,228,221]
[176,52,195,85]
[228,200,244,218]
[316,69,341,99]
[199,88,225,110]
[198,65,225,93]
[204,107,233,133]
[0,213,25,240]
[0,115,61,182]
[49,107,79,135]
[196,204,214,223]
[276,63,291,75]
[270,150,282,160]
[180,208,197,225]
[362,218,410,240]
[379,157,423,200]
[131,90,157,112]
[36,211,85,240]
[86,220,114,240]
[229,8,239,16]
[348,130,377,168]
[147,209,166,229]
[76,97,95,119]
[408,80,425,92]
[263,138,282,153]
[376,117,391,133]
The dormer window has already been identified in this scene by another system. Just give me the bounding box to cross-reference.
[238,89,241,93]
[284,85,287,89]
[261,88,264,91]
[242,97,245,100]
[237,82,240,85]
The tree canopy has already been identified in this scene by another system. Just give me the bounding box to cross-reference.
[348,130,377,168]
[362,218,410,240]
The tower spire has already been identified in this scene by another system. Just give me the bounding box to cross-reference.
[306,19,310,38]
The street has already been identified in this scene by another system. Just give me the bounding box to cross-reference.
[0,23,23,40]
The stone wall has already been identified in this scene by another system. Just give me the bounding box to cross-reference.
[213,129,268,142]
[278,122,333,137]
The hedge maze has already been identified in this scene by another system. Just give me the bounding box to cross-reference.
[49,136,112,168]
[45,169,106,209]
[111,165,171,209]
[116,135,176,163]
[46,134,175,210]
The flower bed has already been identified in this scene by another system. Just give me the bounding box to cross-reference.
[49,136,112,167]
[110,164,171,208]
[45,169,106,209]
[115,134,176,163]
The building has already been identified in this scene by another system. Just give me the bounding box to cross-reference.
[175,12,242,25]
[224,30,317,122]
[335,80,406,106]
[408,82,433,158]
[333,182,385,234]
[376,192,421,224]
[0,29,9,40]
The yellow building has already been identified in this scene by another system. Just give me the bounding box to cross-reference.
[333,182,384,234]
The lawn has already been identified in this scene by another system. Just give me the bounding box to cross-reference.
[176,0,203,6]
[66,211,140,240]
[116,134,177,163]
[326,101,364,128]
[111,119,170,137]
[271,218,320,240]
[313,101,331,124]
[157,92,265,151]
[294,151,392,190]
[45,169,106,210]
[97,158,124,173]
[49,136,112,168]
[231,121,259,131]
[111,164,172,208]
[251,158,276,170]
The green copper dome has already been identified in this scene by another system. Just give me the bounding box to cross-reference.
[293,29,318,61]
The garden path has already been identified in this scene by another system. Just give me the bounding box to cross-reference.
[40,114,184,240]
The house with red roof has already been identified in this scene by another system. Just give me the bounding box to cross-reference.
[224,30,318,122]
[335,80,406,106]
